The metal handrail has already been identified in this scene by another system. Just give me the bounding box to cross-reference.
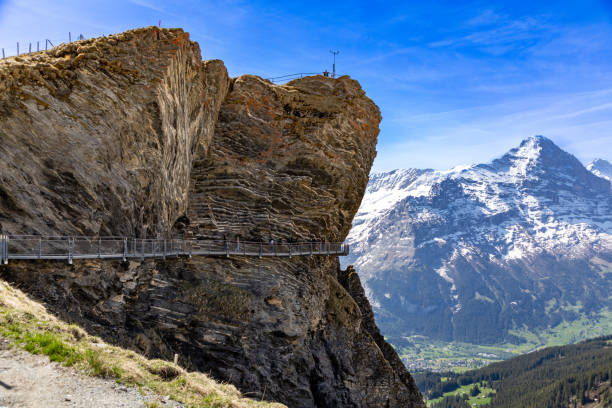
[0,235,349,265]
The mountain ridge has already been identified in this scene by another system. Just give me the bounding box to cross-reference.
[344,136,612,353]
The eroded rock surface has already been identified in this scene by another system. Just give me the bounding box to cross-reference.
[0,27,229,236]
[0,27,424,408]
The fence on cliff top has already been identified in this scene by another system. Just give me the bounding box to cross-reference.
[0,235,349,265]
[264,72,349,83]
[0,32,90,60]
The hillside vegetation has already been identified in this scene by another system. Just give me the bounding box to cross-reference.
[415,336,612,408]
[0,278,285,408]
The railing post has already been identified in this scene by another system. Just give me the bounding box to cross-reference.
[38,238,42,259]
[259,242,262,259]
[0,235,5,265]
[3,235,6,264]
[141,239,145,261]
[225,239,229,258]
[163,239,166,260]
[310,242,313,257]
[67,237,72,265]
[289,244,292,258]
[98,238,101,258]
[123,237,127,261]
[189,241,192,258]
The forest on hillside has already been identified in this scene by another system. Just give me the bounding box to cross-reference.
[414,336,612,408]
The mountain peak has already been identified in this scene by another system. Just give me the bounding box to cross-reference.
[520,134,555,147]
[492,135,584,177]
[587,158,612,182]
[515,135,564,157]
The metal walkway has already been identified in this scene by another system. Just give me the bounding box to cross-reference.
[0,235,349,265]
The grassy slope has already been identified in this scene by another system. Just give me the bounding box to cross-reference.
[0,279,285,408]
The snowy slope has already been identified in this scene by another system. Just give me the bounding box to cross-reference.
[588,158,612,183]
[344,136,612,344]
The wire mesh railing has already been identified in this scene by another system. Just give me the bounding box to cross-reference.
[0,235,349,265]
[264,72,348,83]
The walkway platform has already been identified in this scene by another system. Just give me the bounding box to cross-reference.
[0,235,349,265]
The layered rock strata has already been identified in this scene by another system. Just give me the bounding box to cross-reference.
[0,27,228,237]
[0,27,424,408]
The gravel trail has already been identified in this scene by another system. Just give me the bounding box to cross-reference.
[0,343,180,408]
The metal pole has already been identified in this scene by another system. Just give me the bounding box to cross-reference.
[123,238,127,261]
[289,244,292,258]
[67,237,72,265]
[141,239,145,261]
[37,41,39,52]
[225,239,229,258]
[69,32,71,42]
[1,48,4,58]
[28,43,31,55]
[98,238,101,258]
[310,242,313,257]
[38,238,42,259]
[163,239,166,260]
[259,242,262,259]
[17,42,19,56]
[0,235,4,265]
[330,50,339,78]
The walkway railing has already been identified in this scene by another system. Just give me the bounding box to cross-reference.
[0,235,349,265]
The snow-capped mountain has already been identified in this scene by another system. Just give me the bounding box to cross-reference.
[588,158,612,183]
[344,136,612,344]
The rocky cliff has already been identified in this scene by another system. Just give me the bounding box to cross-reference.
[0,27,424,407]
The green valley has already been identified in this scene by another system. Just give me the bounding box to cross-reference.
[414,335,612,408]
[395,309,612,372]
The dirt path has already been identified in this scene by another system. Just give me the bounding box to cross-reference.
[0,342,181,408]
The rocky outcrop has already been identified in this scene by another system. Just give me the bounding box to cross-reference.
[0,27,229,237]
[0,27,424,408]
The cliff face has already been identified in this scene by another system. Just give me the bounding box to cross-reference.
[0,27,424,408]
[0,27,228,237]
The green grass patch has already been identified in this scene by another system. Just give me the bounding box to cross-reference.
[23,332,81,366]
[426,382,495,407]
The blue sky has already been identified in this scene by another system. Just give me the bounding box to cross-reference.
[1,0,611,171]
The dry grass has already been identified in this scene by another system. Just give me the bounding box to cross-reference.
[0,279,285,408]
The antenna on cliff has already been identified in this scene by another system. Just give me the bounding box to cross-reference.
[330,50,339,78]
